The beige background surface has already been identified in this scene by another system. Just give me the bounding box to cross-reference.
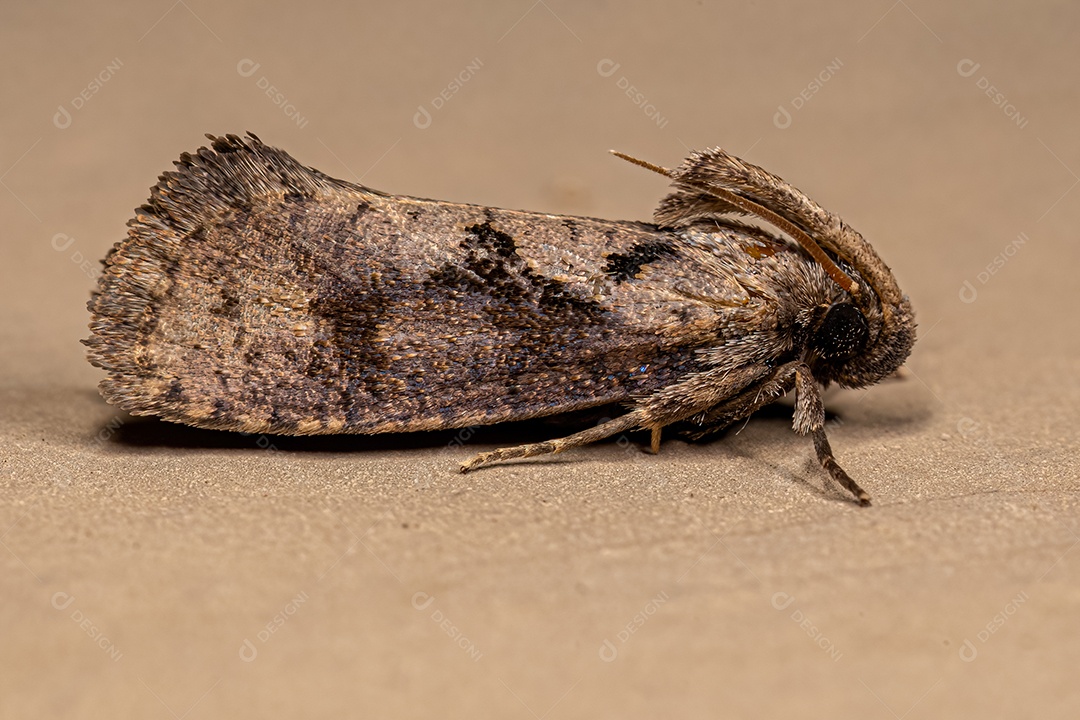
[2,1,1078,717]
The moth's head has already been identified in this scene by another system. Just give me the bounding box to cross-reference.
[753,214,916,389]
[610,147,916,388]
[806,251,916,388]
[821,297,915,388]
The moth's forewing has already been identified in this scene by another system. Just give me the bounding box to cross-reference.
[87,136,784,435]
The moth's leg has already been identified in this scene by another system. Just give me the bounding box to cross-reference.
[674,361,870,505]
[618,362,775,456]
[460,411,643,472]
[650,427,662,454]
[463,364,769,472]
[681,362,800,440]
[636,363,772,428]
[794,364,871,506]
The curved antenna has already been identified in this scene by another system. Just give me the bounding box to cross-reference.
[611,150,860,296]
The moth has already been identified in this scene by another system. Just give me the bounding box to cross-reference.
[85,133,915,505]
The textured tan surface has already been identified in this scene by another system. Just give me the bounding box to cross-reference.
[2,1,1078,717]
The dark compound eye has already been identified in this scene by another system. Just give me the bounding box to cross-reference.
[812,302,869,361]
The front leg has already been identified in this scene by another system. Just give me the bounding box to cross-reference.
[794,364,871,506]
[680,361,871,505]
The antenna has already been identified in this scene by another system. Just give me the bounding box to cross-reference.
[611,150,860,296]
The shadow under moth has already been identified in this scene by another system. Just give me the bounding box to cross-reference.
[85,133,915,505]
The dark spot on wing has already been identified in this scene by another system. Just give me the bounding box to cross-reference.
[211,287,241,317]
[279,171,304,202]
[165,379,184,403]
[349,200,371,225]
[603,240,677,282]
[464,219,517,258]
[427,219,606,325]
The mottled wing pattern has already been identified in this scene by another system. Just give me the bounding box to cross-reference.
[85,133,813,435]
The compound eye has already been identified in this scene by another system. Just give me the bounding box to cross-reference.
[812,302,869,360]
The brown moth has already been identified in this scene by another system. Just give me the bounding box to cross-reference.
[85,133,915,505]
